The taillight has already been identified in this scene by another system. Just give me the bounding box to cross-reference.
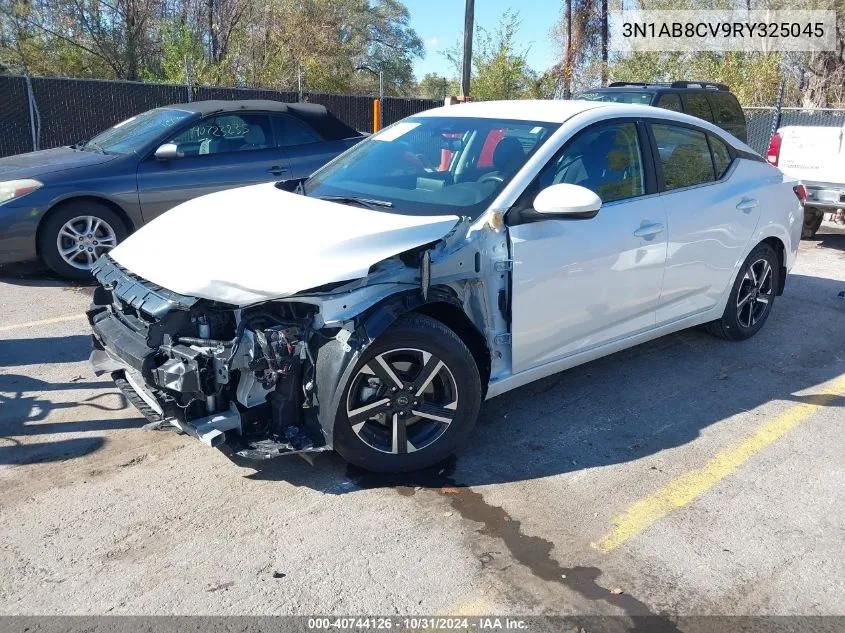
[793,184,807,206]
[767,132,782,166]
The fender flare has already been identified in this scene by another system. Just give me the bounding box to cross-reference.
[313,287,463,447]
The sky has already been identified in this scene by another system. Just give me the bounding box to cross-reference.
[404,0,560,80]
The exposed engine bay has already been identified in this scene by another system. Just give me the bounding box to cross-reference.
[87,215,510,461]
[89,258,333,458]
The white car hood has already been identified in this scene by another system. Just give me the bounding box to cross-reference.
[111,183,460,305]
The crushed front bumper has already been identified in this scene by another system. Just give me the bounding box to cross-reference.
[87,257,243,447]
[87,256,329,459]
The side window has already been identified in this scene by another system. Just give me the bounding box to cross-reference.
[655,93,683,112]
[708,93,744,126]
[274,114,321,147]
[536,122,645,204]
[709,134,733,178]
[683,93,714,122]
[652,124,716,191]
[167,113,273,156]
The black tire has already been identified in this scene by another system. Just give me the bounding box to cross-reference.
[706,243,778,341]
[333,313,482,472]
[801,207,824,239]
[39,200,128,280]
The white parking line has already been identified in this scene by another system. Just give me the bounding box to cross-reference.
[0,314,87,333]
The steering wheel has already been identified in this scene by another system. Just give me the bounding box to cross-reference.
[409,152,435,171]
[479,172,504,185]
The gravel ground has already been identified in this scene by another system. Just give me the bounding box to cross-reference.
[0,223,843,618]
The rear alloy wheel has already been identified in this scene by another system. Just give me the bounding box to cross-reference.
[707,243,778,341]
[40,201,127,280]
[333,314,481,472]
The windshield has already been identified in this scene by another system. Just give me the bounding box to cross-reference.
[304,116,559,217]
[83,108,194,154]
[575,91,653,105]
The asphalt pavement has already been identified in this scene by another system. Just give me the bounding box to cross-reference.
[1,224,843,620]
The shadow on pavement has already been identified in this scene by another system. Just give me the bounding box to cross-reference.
[0,374,129,464]
[810,225,845,253]
[0,335,92,366]
[0,261,96,289]
[0,437,106,465]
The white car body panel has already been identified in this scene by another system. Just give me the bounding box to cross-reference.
[655,160,765,323]
[475,101,800,396]
[509,194,667,374]
[110,183,460,305]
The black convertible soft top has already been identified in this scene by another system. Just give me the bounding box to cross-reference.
[163,100,362,140]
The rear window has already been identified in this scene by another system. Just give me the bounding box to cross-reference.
[652,123,716,190]
[656,93,683,112]
[709,135,733,178]
[575,91,654,105]
[707,93,745,126]
[684,93,714,122]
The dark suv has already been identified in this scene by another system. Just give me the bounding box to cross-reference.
[575,81,747,143]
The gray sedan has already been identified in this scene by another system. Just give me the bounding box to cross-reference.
[0,100,363,279]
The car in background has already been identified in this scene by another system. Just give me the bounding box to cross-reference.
[576,81,747,143]
[766,125,845,238]
[0,100,364,279]
[87,99,803,472]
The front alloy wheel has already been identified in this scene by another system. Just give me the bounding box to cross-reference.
[346,348,459,455]
[333,314,482,472]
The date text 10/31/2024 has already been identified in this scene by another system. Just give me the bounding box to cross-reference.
[306,617,529,630]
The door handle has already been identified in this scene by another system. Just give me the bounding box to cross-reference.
[736,197,758,212]
[268,165,287,176]
[633,223,665,238]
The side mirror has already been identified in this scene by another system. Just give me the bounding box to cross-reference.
[533,183,602,219]
[154,143,182,160]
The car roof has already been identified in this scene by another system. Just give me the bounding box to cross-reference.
[160,99,362,140]
[415,99,609,123]
[162,99,325,116]
[414,100,756,152]
[584,81,733,92]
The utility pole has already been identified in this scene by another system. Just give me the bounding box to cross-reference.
[563,0,572,99]
[601,0,608,85]
[378,70,384,130]
[461,0,474,98]
[298,65,303,101]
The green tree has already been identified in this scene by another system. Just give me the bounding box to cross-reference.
[444,9,538,101]
[0,0,424,94]
[610,52,787,106]
[417,72,457,99]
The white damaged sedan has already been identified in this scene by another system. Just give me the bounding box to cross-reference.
[88,100,804,472]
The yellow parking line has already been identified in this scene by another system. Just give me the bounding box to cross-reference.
[592,374,845,554]
[0,313,86,333]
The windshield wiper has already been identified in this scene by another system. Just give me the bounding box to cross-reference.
[316,195,393,209]
[82,142,106,154]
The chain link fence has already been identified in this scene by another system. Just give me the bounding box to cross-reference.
[0,75,441,158]
[3,74,845,159]
[743,106,845,155]
[743,107,778,156]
